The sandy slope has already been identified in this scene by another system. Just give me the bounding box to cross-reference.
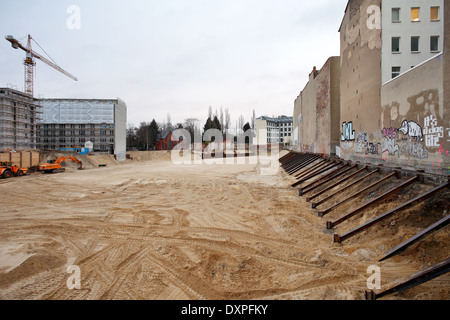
[0,153,448,300]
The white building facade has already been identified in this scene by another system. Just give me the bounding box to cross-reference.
[255,115,293,145]
[37,98,127,161]
[382,0,444,83]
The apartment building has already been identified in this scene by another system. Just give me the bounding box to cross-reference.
[382,0,444,83]
[0,88,41,151]
[37,98,127,161]
[255,115,293,145]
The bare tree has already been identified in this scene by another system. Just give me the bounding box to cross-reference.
[166,113,172,130]
[238,114,245,133]
[251,109,256,129]
[224,107,231,133]
[219,107,224,135]
[208,106,213,120]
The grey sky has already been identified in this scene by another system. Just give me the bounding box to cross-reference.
[0,0,347,128]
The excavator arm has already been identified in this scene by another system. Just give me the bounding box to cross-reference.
[39,157,83,173]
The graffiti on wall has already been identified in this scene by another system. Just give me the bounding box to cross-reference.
[355,132,367,154]
[423,115,444,147]
[398,120,424,142]
[341,122,355,141]
[355,132,380,155]
[382,127,399,155]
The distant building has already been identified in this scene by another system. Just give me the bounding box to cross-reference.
[37,98,127,161]
[0,88,41,151]
[293,57,341,154]
[255,115,293,145]
[155,129,183,151]
[382,0,444,83]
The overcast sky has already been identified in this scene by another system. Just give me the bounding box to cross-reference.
[0,0,347,128]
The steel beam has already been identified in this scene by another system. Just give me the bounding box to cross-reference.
[284,154,318,172]
[365,258,450,300]
[379,212,450,262]
[279,152,296,164]
[330,175,419,232]
[308,166,367,205]
[294,158,328,179]
[299,163,351,196]
[334,182,450,244]
[286,155,319,175]
[291,160,331,188]
[317,169,390,216]
[293,161,341,189]
[281,154,303,170]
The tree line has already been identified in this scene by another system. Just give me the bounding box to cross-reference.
[127,107,256,151]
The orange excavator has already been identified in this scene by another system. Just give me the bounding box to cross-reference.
[0,161,29,179]
[39,157,83,174]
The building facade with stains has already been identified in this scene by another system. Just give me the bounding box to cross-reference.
[338,0,382,161]
[293,57,341,155]
[381,0,444,84]
[338,0,449,175]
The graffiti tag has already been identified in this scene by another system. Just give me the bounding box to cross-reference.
[341,122,355,141]
[423,115,444,147]
[398,120,424,142]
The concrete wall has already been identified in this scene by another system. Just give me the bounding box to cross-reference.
[114,98,127,161]
[293,94,301,150]
[444,0,449,173]
[0,151,40,168]
[381,0,444,84]
[293,58,340,155]
[339,0,382,161]
[381,53,447,174]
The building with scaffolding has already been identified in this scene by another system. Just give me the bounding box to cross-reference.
[37,98,127,161]
[0,87,42,151]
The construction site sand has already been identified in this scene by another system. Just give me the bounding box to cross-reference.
[0,152,448,300]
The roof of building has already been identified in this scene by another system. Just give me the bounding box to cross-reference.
[257,115,293,123]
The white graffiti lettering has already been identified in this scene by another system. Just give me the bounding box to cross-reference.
[423,115,444,147]
[341,122,355,141]
[398,120,424,142]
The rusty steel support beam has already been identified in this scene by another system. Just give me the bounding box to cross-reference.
[286,155,319,175]
[292,160,332,188]
[279,152,296,164]
[293,161,341,189]
[308,166,366,205]
[281,154,304,170]
[288,155,321,173]
[330,175,420,232]
[299,163,351,196]
[294,158,328,179]
[334,182,450,245]
[365,258,450,300]
[295,158,331,180]
[379,213,450,262]
[316,169,388,216]
[284,154,318,172]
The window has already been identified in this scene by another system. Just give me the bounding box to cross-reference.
[411,8,420,21]
[430,7,439,21]
[392,8,400,22]
[392,67,401,79]
[411,37,420,52]
[430,36,439,52]
[392,37,400,53]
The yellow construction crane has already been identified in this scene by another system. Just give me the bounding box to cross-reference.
[5,34,78,97]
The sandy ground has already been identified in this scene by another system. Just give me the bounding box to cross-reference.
[0,152,448,300]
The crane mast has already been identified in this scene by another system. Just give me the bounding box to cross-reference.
[5,34,78,97]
